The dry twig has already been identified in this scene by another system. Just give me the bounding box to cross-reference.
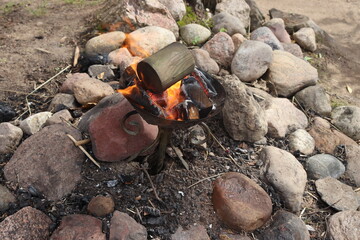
[142,164,163,203]
[66,134,100,168]
[170,142,189,170]
[73,46,80,67]
[187,173,223,188]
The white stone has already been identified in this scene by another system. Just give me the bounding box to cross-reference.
[288,129,315,155]
[19,112,52,135]
[293,27,317,52]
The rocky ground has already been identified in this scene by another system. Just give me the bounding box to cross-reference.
[1,0,360,240]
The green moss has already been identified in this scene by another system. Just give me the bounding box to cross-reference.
[331,99,348,109]
[177,6,213,29]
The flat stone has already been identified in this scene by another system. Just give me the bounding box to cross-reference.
[293,27,317,52]
[78,93,158,162]
[191,49,219,74]
[308,117,357,154]
[48,93,78,112]
[72,75,114,105]
[171,225,210,240]
[266,50,318,97]
[288,129,315,155]
[264,18,291,43]
[88,64,115,81]
[331,106,360,141]
[126,26,176,58]
[327,210,360,240]
[212,172,272,231]
[0,101,16,122]
[87,195,115,217]
[215,0,250,28]
[231,40,273,83]
[260,146,307,212]
[202,32,235,67]
[4,124,85,201]
[232,33,246,51]
[50,214,105,240]
[245,0,265,31]
[0,184,16,211]
[250,27,284,50]
[212,12,246,36]
[180,24,211,46]
[85,31,126,63]
[265,98,308,138]
[315,177,360,211]
[19,111,52,135]
[306,154,345,180]
[345,145,360,187]
[219,75,268,142]
[60,73,89,94]
[0,206,52,240]
[0,122,23,154]
[295,85,331,117]
[282,42,303,58]
[44,109,73,126]
[158,0,186,21]
[260,210,310,240]
[110,211,147,240]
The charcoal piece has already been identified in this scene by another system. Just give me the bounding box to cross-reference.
[119,65,137,89]
[143,206,161,217]
[0,101,16,122]
[193,68,217,97]
[173,100,200,120]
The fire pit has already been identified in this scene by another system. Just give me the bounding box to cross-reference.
[118,43,226,174]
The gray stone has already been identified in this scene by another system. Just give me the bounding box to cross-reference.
[293,27,317,52]
[216,0,250,28]
[110,211,147,240]
[250,27,284,50]
[282,42,303,58]
[158,0,186,21]
[315,177,360,211]
[212,12,246,36]
[19,111,52,135]
[260,146,307,212]
[44,109,73,126]
[306,154,345,179]
[345,145,360,187]
[245,0,265,31]
[4,124,85,201]
[232,33,246,51]
[288,129,315,155]
[0,122,23,154]
[265,98,308,138]
[0,101,16,122]
[126,26,176,58]
[219,75,268,142]
[202,32,235,67]
[267,50,318,97]
[171,225,210,240]
[295,85,332,117]
[180,24,211,46]
[88,64,115,80]
[60,73,89,94]
[264,18,291,43]
[0,185,15,211]
[48,93,78,112]
[327,210,360,240]
[331,106,360,141]
[191,49,219,74]
[231,40,273,82]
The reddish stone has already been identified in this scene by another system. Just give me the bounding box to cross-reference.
[50,214,105,240]
[109,211,147,240]
[60,73,89,94]
[0,206,52,240]
[87,195,115,217]
[171,225,210,240]
[202,32,235,67]
[212,172,272,232]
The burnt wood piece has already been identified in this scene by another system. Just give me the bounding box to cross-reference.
[137,42,195,93]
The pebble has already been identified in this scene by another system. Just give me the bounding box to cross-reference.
[260,146,307,212]
[0,101,16,122]
[44,109,73,126]
[88,64,115,80]
[212,12,246,36]
[345,145,360,186]
[0,184,16,211]
[202,32,235,67]
[191,49,219,74]
[231,33,246,51]
[260,210,310,240]
[220,75,267,142]
[295,85,332,117]
[306,154,345,180]
[50,214,106,240]
[282,42,303,58]
[215,0,250,28]
[250,26,284,50]
[171,225,210,240]
[331,106,360,141]
[19,111,52,135]
[0,122,23,154]
[180,23,211,46]
[48,93,78,112]
[288,129,315,155]
[267,50,318,97]
[72,75,114,105]
[126,26,176,58]
[265,98,308,138]
[4,124,85,201]
[231,40,273,82]
[293,27,317,52]
[327,210,360,240]
[158,0,186,21]
[87,195,115,217]
[264,18,291,43]
[212,172,272,231]
[0,206,52,240]
[110,211,147,240]
[315,177,360,211]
